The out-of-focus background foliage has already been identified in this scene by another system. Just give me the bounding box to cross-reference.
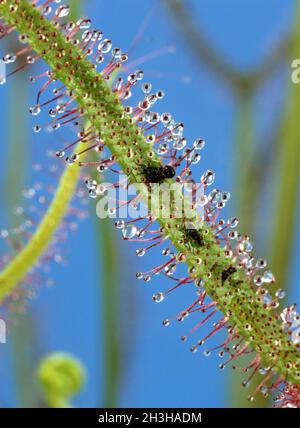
[0,0,299,408]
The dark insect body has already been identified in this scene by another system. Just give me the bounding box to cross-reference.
[221,266,237,283]
[141,164,176,183]
[184,228,205,247]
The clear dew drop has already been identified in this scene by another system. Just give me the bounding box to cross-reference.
[256,258,267,269]
[136,70,144,80]
[222,192,231,203]
[3,52,16,64]
[55,5,70,18]
[193,138,205,150]
[115,220,125,229]
[291,327,300,345]
[56,150,65,158]
[27,56,35,64]
[108,208,116,217]
[156,90,165,99]
[173,137,186,151]
[260,386,268,396]
[57,104,65,114]
[201,170,215,186]
[171,123,184,138]
[146,111,160,125]
[239,240,253,253]
[156,143,168,155]
[203,350,211,357]
[275,288,285,300]
[161,112,172,126]
[29,105,41,116]
[42,5,52,16]
[122,225,138,239]
[197,195,208,207]
[19,34,29,44]
[263,270,275,283]
[65,21,76,33]
[164,263,177,276]
[152,292,165,303]
[77,18,92,29]
[162,319,170,327]
[98,39,112,53]
[49,108,57,118]
[145,95,156,106]
[228,230,238,240]
[254,275,263,286]
[88,189,97,199]
[96,184,107,196]
[33,125,42,133]
[228,217,239,228]
[92,31,103,42]
[136,248,145,257]
[85,179,97,190]
[123,90,132,100]
[82,30,93,41]
[146,134,156,144]
[112,47,122,58]
[65,154,78,164]
[142,82,152,94]
[208,188,222,203]
[187,152,201,164]
[128,73,137,84]
[162,247,170,256]
[263,293,272,305]
[120,54,128,63]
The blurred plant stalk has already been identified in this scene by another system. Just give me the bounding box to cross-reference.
[233,1,300,408]
[95,217,122,407]
[3,0,108,409]
[269,1,300,296]
[4,34,39,407]
[162,0,299,408]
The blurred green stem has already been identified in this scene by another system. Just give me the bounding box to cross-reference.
[162,0,292,92]
[90,132,121,406]
[11,316,38,408]
[5,57,37,407]
[95,217,121,407]
[68,0,81,22]
[234,92,256,235]
[269,2,300,293]
[5,71,28,220]
[231,92,267,409]
[231,0,300,408]
[6,2,82,407]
